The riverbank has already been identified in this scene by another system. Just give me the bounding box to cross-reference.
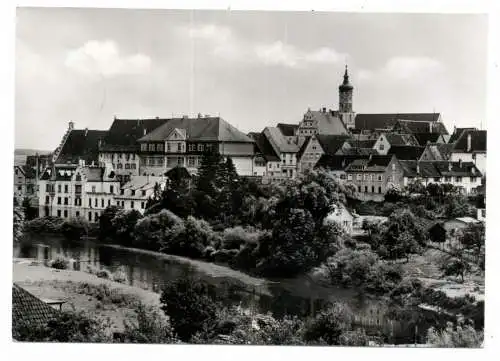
[13,259,162,332]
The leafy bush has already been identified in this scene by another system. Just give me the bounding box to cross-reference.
[60,217,90,240]
[338,328,370,346]
[323,247,379,287]
[221,226,262,250]
[111,209,143,246]
[303,303,354,345]
[24,216,64,234]
[49,256,69,270]
[160,278,218,342]
[426,317,483,347]
[69,282,139,307]
[96,269,112,279]
[134,209,184,251]
[111,266,129,284]
[13,310,112,342]
[122,303,177,343]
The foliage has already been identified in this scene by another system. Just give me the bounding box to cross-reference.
[22,196,38,220]
[458,222,485,264]
[160,277,219,342]
[110,209,143,246]
[426,317,483,347]
[221,226,263,250]
[66,281,139,307]
[14,310,112,342]
[323,247,379,287]
[13,197,24,243]
[134,209,184,251]
[60,217,90,240]
[303,303,354,345]
[111,266,129,284]
[98,205,120,241]
[338,328,370,346]
[49,256,69,270]
[24,216,64,234]
[122,303,177,343]
[439,257,472,283]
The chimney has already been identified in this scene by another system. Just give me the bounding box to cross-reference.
[84,128,88,137]
[322,107,326,113]
[197,113,202,118]
[68,121,74,130]
[467,133,472,152]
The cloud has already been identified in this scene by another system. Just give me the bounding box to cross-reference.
[358,56,445,82]
[64,40,151,77]
[188,24,232,42]
[254,41,300,68]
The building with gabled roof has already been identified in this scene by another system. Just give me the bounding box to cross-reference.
[344,155,404,200]
[247,132,282,180]
[372,133,419,154]
[263,126,300,178]
[450,129,487,175]
[419,143,454,161]
[114,175,166,214]
[391,119,449,135]
[448,127,477,144]
[399,160,482,194]
[297,134,351,173]
[413,133,447,146]
[276,123,299,137]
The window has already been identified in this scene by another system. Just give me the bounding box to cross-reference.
[141,190,146,197]
[177,143,182,152]
[379,144,384,151]
[188,144,195,152]
[456,176,462,182]
[45,196,50,204]
[188,156,195,167]
[167,143,171,152]
[63,210,68,218]
[388,176,392,182]
[88,198,92,207]
[434,177,440,182]
[348,174,353,180]
[365,186,368,193]
[372,186,375,193]
[76,211,80,217]
[122,201,125,207]
[94,198,98,207]
[64,185,68,193]
[177,157,184,166]
[277,163,279,168]
[64,197,68,205]
[95,213,99,222]
[88,212,92,222]
[378,175,383,181]
[157,144,163,152]
[444,176,451,182]
[57,210,61,217]
[74,198,78,206]
[358,185,361,192]
[125,163,130,169]
[378,187,382,194]
[92,186,96,193]
[148,144,155,151]
[108,199,111,207]
[141,202,145,209]
[46,184,51,192]
[117,163,123,169]
[120,189,124,195]
[57,197,61,205]
[364,174,369,180]
[131,201,135,209]
[131,190,136,196]
[340,174,347,180]
[141,143,147,151]
[198,144,204,152]
[101,199,104,208]
[131,163,136,169]
[58,185,62,193]
[206,144,213,151]
[357,174,362,180]
[110,185,114,194]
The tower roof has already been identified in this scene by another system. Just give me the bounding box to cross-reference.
[339,65,353,91]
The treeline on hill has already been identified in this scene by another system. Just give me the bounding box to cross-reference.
[97,151,355,278]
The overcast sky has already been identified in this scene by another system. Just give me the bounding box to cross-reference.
[15,8,488,150]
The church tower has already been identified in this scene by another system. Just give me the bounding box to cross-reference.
[338,65,356,130]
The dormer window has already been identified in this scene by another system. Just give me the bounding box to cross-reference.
[148,144,155,151]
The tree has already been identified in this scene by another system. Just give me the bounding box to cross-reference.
[122,303,176,343]
[458,223,485,264]
[160,277,218,342]
[111,209,143,246]
[427,317,483,347]
[439,257,472,283]
[60,217,90,240]
[134,209,184,251]
[13,197,24,243]
[98,205,120,241]
[303,303,354,345]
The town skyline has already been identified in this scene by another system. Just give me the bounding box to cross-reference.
[16,8,488,150]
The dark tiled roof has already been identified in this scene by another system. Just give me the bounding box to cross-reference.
[264,127,300,153]
[277,123,298,137]
[452,130,486,153]
[306,110,348,134]
[385,133,419,146]
[413,133,444,146]
[56,129,108,164]
[448,127,477,144]
[337,147,378,156]
[138,117,253,143]
[296,136,312,160]
[315,134,351,155]
[421,143,454,161]
[345,155,395,172]
[388,145,426,160]
[399,160,482,178]
[12,284,57,339]
[355,113,441,131]
[248,132,280,162]
[315,154,371,171]
[345,139,376,148]
[393,120,449,135]
[101,118,169,151]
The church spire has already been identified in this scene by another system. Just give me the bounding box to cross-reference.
[343,64,350,85]
[338,64,354,115]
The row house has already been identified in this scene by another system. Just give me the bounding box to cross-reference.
[98,117,169,182]
[399,160,482,195]
[14,165,36,200]
[315,154,373,180]
[263,126,300,179]
[114,175,166,214]
[38,164,120,223]
[419,143,454,161]
[449,129,486,175]
[136,115,255,176]
[344,155,404,199]
[248,132,282,180]
[298,134,351,172]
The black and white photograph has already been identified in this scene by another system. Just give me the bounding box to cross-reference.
[8,1,495,352]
